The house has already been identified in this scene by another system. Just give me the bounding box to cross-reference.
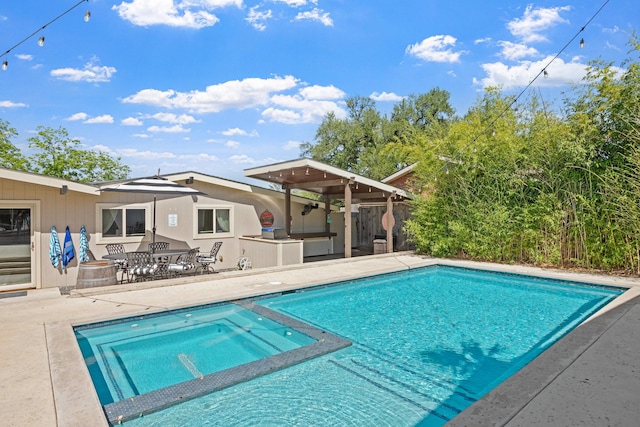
[0,168,341,291]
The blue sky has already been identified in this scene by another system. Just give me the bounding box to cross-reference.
[0,0,637,184]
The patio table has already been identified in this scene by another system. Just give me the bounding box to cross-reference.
[103,249,191,280]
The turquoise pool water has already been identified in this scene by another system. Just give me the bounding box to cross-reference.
[103,265,621,426]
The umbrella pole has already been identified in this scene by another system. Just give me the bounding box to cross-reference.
[152,195,157,245]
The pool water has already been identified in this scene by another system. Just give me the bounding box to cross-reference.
[76,304,317,405]
[110,265,621,426]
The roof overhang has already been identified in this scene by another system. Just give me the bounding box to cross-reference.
[244,158,411,203]
[0,168,99,195]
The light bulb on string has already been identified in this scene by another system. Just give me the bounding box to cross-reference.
[2,60,7,71]
[580,38,585,48]
[84,11,91,22]
[38,36,45,47]
[543,69,549,79]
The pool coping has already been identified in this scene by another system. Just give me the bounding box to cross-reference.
[100,301,351,425]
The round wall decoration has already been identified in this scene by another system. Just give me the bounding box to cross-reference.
[259,210,275,228]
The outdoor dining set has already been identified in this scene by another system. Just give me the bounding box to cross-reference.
[103,241,223,283]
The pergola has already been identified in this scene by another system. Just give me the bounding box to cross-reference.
[244,158,411,257]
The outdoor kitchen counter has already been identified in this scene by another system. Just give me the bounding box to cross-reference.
[238,236,303,268]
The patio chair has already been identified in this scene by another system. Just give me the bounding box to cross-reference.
[148,241,170,276]
[148,241,169,252]
[167,247,199,277]
[126,251,158,282]
[196,241,223,274]
[106,243,129,283]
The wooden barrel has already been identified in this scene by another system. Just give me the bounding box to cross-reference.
[76,260,117,289]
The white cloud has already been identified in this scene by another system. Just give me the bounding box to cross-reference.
[117,148,177,159]
[221,128,259,137]
[178,153,219,161]
[51,58,116,83]
[475,56,601,89]
[229,154,255,164]
[474,37,492,45]
[132,133,151,138]
[16,54,33,61]
[66,112,89,121]
[299,84,344,100]
[84,115,115,124]
[122,117,143,126]
[123,75,299,113]
[369,91,403,102]
[265,95,345,124]
[272,0,313,6]
[148,112,200,124]
[294,8,333,26]
[147,124,191,133]
[0,100,27,108]
[225,140,240,148]
[498,41,539,61]
[507,5,570,43]
[112,0,243,28]
[246,6,272,31]
[282,140,300,150]
[406,35,465,63]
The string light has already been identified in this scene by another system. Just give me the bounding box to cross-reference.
[1,0,90,69]
[543,69,549,79]
[580,38,585,48]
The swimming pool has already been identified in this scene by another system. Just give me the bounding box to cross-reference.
[78,265,623,426]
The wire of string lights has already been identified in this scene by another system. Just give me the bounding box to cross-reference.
[1,0,90,71]
[432,0,612,180]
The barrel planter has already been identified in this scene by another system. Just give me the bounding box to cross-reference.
[76,260,117,289]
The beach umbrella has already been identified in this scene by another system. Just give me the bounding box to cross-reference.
[100,175,206,244]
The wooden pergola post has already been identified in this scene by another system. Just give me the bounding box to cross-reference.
[345,182,352,258]
[324,194,331,234]
[285,186,291,235]
[387,194,394,253]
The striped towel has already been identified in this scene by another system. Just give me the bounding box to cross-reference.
[79,225,90,263]
[62,226,75,270]
[49,226,62,268]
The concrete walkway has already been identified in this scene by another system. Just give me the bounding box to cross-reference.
[1,254,639,426]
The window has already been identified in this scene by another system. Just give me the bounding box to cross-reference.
[98,204,147,242]
[196,206,232,237]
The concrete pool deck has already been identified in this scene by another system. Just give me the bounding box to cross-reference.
[1,253,639,426]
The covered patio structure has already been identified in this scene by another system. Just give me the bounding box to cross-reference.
[244,158,411,258]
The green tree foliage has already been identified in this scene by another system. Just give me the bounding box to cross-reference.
[301,89,456,181]
[27,126,130,182]
[300,96,394,179]
[0,119,30,171]
[407,34,640,274]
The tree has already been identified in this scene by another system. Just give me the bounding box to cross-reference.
[0,119,30,171]
[27,126,130,182]
[300,96,398,179]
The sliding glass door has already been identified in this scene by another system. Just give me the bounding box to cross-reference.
[0,207,32,288]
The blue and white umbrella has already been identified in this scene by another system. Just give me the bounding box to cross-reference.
[100,175,205,244]
[79,225,90,263]
[49,226,62,268]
